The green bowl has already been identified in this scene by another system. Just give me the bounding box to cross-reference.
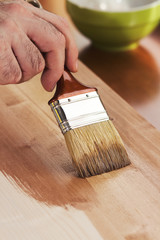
[66,0,160,51]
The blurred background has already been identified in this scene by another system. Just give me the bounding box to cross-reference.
[40,0,160,130]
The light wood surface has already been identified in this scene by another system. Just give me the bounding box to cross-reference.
[1,1,160,239]
[1,61,160,239]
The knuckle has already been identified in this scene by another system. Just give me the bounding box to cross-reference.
[41,21,66,49]
[30,51,45,73]
[56,32,65,47]
[0,43,22,84]
[47,24,66,48]
[2,55,21,84]
[7,2,26,14]
[1,18,18,32]
[24,40,45,73]
[58,16,69,29]
[35,54,45,73]
[10,74,21,84]
[2,66,21,84]
[9,67,22,84]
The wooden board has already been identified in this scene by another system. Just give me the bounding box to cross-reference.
[0,61,160,239]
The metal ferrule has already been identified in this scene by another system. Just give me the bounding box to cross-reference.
[50,91,109,134]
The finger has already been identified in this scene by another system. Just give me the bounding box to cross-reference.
[21,2,78,72]
[41,48,65,91]
[0,40,22,85]
[24,17,66,91]
[35,12,78,72]
[11,31,45,82]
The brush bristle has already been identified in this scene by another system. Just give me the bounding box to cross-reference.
[64,120,130,178]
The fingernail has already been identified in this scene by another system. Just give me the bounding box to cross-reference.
[44,83,56,92]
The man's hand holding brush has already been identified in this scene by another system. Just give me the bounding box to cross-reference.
[0,0,78,91]
[0,0,130,178]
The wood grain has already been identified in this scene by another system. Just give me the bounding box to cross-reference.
[0,61,160,239]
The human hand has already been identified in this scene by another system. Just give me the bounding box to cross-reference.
[0,0,78,91]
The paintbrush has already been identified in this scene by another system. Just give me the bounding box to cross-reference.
[48,70,130,177]
[27,0,130,177]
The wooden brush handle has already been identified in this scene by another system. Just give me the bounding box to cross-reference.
[48,69,96,104]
